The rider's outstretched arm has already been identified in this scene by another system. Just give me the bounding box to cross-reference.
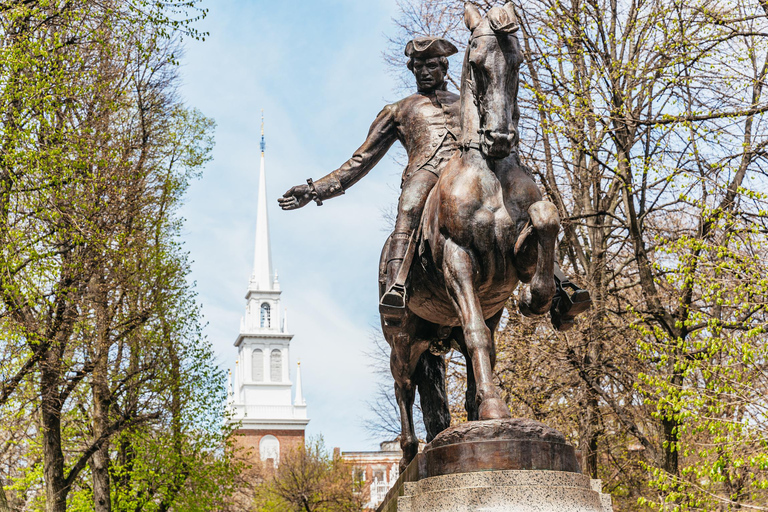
[312,104,399,202]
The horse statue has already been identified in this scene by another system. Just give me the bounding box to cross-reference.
[379,1,561,471]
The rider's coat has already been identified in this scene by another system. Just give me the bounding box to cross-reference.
[313,89,461,200]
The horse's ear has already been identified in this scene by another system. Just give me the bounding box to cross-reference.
[488,2,519,33]
[465,3,482,32]
[504,1,519,25]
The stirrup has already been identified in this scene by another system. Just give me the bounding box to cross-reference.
[380,284,406,308]
[550,274,592,332]
[379,284,406,318]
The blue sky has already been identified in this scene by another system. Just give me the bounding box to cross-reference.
[178,0,409,451]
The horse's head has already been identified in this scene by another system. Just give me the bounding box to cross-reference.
[464,1,522,159]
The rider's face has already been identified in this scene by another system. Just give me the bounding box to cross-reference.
[413,58,446,92]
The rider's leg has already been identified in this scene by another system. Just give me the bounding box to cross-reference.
[381,170,439,308]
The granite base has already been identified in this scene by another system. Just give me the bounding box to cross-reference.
[397,470,613,512]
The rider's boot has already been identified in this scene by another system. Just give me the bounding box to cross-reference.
[380,232,410,312]
[550,264,592,331]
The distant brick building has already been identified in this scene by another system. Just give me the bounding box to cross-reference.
[226,117,309,470]
[342,440,403,510]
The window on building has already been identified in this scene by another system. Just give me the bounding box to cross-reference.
[270,349,282,382]
[259,435,280,467]
[260,303,271,328]
[252,349,264,382]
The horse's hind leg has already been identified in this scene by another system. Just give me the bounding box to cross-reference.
[389,333,419,471]
[414,351,450,441]
[443,239,510,420]
[454,330,478,421]
[383,310,428,471]
[518,201,559,315]
[393,373,417,470]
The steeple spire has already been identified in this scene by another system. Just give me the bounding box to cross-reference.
[252,110,273,290]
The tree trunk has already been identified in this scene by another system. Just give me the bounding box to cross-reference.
[158,324,187,512]
[583,389,601,479]
[91,444,111,512]
[92,285,112,512]
[91,375,112,512]
[0,476,10,512]
[41,350,67,512]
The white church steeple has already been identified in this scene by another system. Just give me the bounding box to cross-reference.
[228,114,309,443]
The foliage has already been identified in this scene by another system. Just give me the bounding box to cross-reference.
[254,437,366,512]
[0,0,236,511]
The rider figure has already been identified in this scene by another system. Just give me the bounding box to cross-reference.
[278,37,590,330]
[278,36,460,311]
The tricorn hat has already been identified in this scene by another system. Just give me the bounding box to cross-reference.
[404,37,459,59]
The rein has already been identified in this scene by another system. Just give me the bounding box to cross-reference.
[461,33,496,153]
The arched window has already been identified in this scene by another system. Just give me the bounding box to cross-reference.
[251,349,264,382]
[259,435,280,467]
[260,303,271,328]
[270,349,282,382]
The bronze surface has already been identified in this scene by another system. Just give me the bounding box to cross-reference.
[424,439,580,478]
[423,418,581,477]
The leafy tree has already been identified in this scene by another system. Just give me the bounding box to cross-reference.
[254,437,365,512]
[0,1,237,511]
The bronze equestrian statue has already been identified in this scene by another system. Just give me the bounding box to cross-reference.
[279,2,591,470]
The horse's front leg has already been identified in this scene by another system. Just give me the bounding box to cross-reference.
[518,201,559,315]
[443,239,510,420]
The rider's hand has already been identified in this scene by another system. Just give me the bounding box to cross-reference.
[278,184,313,210]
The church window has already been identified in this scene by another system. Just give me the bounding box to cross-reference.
[252,349,264,382]
[270,349,282,382]
[260,303,271,328]
[259,435,280,467]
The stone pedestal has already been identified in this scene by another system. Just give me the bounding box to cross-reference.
[376,419,613,512]
[397,470,613,512]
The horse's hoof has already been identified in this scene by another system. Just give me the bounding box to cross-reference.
[399,450,417,473]
[519,288,548,317]
[478,397,511,420]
